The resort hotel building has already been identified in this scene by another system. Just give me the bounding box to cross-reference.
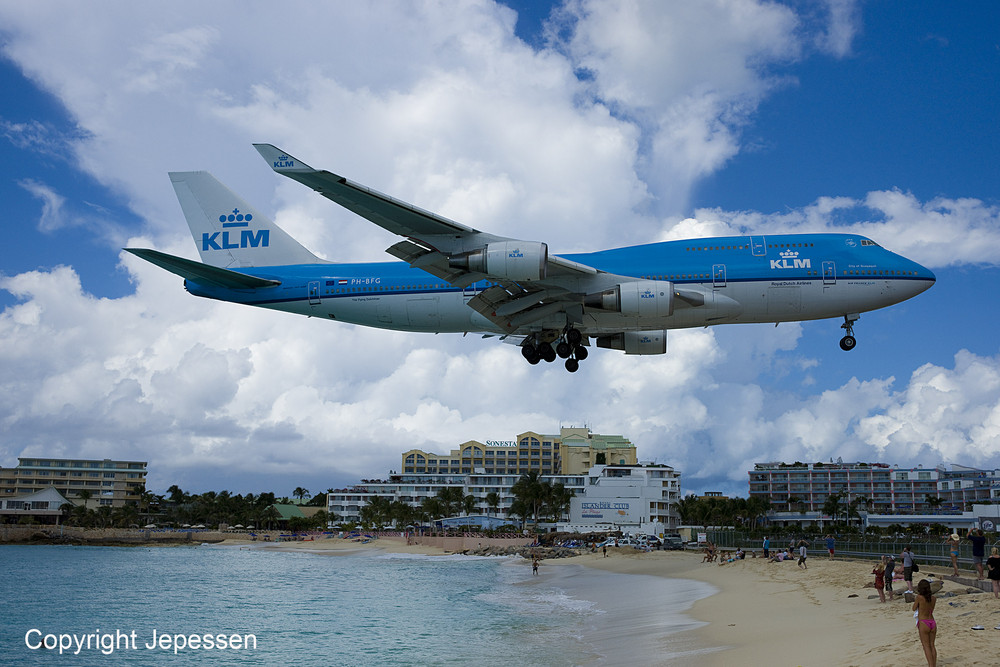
[749,460,1000,531]
[401,427,639,476]
[749,461,998,513]
[330,427,682,535]
[0,457,147,509]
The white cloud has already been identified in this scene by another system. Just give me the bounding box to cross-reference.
[685,190,1000,268]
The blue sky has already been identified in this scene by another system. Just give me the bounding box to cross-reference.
[1,1,998,499]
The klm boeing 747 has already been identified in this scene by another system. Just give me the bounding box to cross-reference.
[126,144,935,372]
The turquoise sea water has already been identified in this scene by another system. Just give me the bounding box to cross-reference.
[0,544,715,666]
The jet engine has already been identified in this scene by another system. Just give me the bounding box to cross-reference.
[449,241,547,281]
[596,330,667,355]
[585,280,674,317]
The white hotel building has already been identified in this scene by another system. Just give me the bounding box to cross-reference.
[328,462,682,534]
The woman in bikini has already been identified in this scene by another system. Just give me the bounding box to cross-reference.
[912,578,937,666]
[945,533,960,576]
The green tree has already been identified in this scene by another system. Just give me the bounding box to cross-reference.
[462,494,477,517]
[359,496,392,529]
[924,495,944,513]
[822,493,844,524]
[436,487,464,517]
[293,487,311,502]
[510,472,547,527]
[420,496,444,522]
[485,492,500,517]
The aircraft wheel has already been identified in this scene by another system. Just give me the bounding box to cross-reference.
[538,342,556,363]
[556,341,572,359]
[527,354,541,365]
[521,345,536,361]
[574,346,589,361]
[565,358,579,373]
[839,335,857,351]
[566,328,582,346]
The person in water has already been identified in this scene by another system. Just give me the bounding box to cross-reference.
[912,578,937,667]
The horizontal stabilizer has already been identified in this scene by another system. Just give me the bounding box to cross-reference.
[124,248,280,289]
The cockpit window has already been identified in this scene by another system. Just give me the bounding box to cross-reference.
[860,239,880,247]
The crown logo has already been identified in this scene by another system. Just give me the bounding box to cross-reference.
[779,249,798,259]
[218,208,253,224]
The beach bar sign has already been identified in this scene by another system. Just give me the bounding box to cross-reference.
[571,498,639,524]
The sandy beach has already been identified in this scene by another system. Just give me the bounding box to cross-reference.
[226,535,1000,666]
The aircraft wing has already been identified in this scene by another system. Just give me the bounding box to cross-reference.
[253,143,492,246]
[254,144,600,330]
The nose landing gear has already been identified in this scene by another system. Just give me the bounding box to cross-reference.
[840,314,859,351]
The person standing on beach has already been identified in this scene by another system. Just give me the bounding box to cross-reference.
[884,554,896,601]
[532,557,539,575]
[945,533,960,576]
[912,579,937,667]
[967,528,986,580]
[825,534,835,560]
[797,539,808,569]
[872,561,886,603]
[602,543,607,558]
[901,546,915,594]
[987,547,1000,599]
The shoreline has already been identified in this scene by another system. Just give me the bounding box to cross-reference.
[233,536,1000,666]
[9,534,998,664]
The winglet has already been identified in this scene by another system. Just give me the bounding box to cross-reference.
[253,144,316,173]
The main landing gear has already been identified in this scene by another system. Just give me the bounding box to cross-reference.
[521,328,588,372]
[839,314,859,351]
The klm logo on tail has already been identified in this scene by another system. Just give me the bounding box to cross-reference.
[770,249,811,270]
[272,155,295,169]
[203,208,270,251]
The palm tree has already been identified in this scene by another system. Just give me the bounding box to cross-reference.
[360,496,392,529]
[436,487,464,517]
[259,505,280,530]
[675,494,701,524]
[76,489,93,508]
[545,483,573,522]
[511,472,548,527]
[822,493,843,524]
[293,487,310,502]
[166,485,187,505]
[485,492,501,517]
[461,494,477,517]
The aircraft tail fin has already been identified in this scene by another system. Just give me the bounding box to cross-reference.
[169,171,327,268]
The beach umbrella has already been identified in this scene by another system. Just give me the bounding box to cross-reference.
[233,524,244,529]
[144,524,156,528]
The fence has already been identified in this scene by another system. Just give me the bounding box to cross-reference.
[705,530,999,568]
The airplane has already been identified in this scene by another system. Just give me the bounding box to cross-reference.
[126,144,936,372]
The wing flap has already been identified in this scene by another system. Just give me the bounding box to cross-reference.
[125,248,281,289]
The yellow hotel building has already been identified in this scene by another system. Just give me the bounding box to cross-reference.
[401,427,637,476]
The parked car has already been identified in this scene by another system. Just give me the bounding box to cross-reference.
[661,536,685,550]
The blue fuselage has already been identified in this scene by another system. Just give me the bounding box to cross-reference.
[185,233,935,335]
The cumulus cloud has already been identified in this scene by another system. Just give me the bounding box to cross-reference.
[1,1,997,497]
[677,191,1000,268]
